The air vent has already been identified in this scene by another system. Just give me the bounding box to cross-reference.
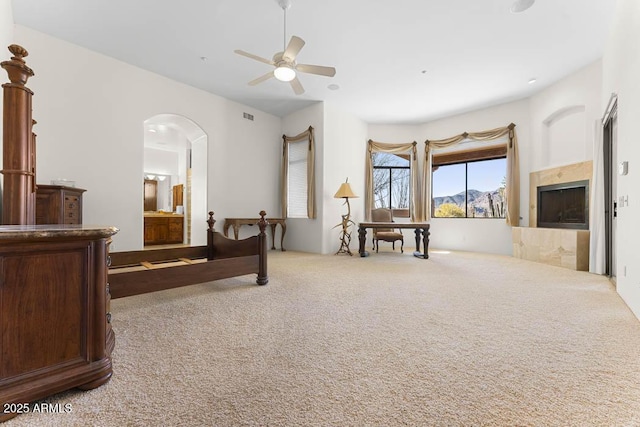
[243,112,254,121]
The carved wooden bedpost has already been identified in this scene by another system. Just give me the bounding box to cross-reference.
[1,45,36,225]
[257,210,269,285]
[206,211,215,260]
[207,210,216,230]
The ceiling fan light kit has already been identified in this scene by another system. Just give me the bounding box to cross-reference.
[234,0,336,95]
[274,65,296,82]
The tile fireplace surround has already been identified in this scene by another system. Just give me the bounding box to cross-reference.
[512,160,592,271]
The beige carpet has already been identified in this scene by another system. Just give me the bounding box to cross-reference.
[6,249,640,426]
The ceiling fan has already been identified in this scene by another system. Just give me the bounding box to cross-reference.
[234,0,336,95]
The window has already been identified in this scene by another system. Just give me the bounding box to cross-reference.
[373,152,410,216]
[287,139,309,218]
[282,126,315,219]
[432,145,507,218]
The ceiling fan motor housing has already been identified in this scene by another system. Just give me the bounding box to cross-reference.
[272,52,294,67]
[277,0,292,10]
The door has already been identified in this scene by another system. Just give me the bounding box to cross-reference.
[603,101,618,280]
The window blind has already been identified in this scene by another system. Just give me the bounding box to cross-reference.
[287,140,308,217]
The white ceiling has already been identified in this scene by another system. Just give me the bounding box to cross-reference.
[11,0,617,124]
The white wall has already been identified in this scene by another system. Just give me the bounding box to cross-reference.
[323,104,368,254]
[0,0,14,189]
[366,64,603,258]
[602,0,640,319]
[437,65,603,256]
[529,61,602,172]
[368,124,424,145]
[369,100,530,256]
[190,136,208,246]
[423,99,531,255]
[15,25,282,251]
[279,102,367,255]
[0,0,11,49]
[281,102,324,253]
[144,147,180,177]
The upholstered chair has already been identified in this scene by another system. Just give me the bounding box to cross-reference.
[371,208,404,253]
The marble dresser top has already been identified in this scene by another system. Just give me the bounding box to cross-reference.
[0,224,119,240]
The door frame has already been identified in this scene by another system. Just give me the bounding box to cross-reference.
[603,96,618,279]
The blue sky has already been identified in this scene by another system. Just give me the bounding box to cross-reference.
[432,158,506,197]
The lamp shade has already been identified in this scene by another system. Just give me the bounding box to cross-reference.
[334,182,358,199]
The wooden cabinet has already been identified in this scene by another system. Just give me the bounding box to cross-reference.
[144,214,184,245]
[144,179,158,211]
[106,238,115,357]
[172,184,183,211]
[0,225,118,422]
[35,185,86,225]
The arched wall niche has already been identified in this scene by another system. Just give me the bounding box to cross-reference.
[540,105,587,169]
[143,114,208,246]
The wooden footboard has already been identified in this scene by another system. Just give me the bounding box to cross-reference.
[108,211,268,299]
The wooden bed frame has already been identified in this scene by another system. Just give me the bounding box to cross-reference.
[0,43,269,299]
[0,43,270,421]
[108,211,269,299]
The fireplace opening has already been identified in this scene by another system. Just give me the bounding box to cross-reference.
[537,180,589,230]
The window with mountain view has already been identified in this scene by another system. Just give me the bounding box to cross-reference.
[373,152,410,216]
[432,147,506,218]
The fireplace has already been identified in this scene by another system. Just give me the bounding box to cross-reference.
[537,180,589,230]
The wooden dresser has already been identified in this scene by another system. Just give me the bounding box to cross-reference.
[0,225,118,422]
[35,185,86,225]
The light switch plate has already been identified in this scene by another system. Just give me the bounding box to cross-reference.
[618,161,628,175]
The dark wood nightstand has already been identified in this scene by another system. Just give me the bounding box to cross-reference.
[35,185,86,225]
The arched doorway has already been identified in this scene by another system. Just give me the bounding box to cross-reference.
[143,114,208,247]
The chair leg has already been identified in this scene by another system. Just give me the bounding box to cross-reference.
[392,242,395,251]
[401,240,404,253]
[376,240,379,253]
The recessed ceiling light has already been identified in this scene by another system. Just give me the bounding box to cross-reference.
[148,129,157,133]
[528,78,537,84]
[200,56,208,62]
[511,0,535,13]
[328,84,340,90]
[421,70,427,74]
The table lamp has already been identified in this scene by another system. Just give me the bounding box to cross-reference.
[334,178,358,255]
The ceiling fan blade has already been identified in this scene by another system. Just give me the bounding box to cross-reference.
[290,77,304,95]
[283,36,305,62]
[248,71,275,86]
[234,50,274,65]
[296,64,336,77]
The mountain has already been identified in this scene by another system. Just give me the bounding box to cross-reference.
[433,188,504,217]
